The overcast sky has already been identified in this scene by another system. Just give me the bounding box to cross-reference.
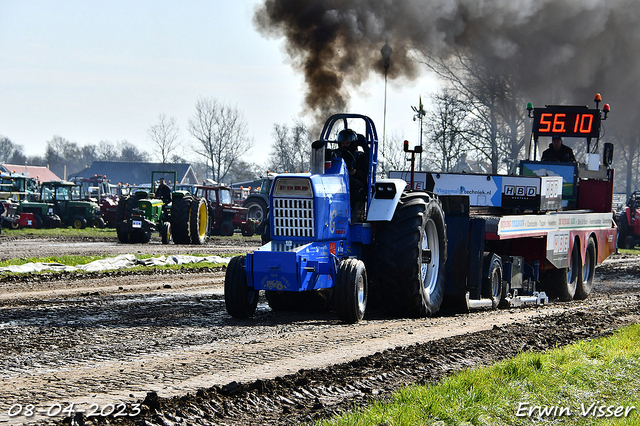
[0,0,438,167]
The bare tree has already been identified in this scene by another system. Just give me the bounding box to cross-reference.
[420,48,527,173]
[424,90,472,172]
[267,120,310,173]
[0,136,27,164]
[379,131,409,176]
[117,141,148,162]
[188,97,252,183]
[148,114,181,165]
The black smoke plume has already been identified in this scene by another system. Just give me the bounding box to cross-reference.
[255,0,640,138]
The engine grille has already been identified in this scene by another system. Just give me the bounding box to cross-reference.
[273,198,314,238]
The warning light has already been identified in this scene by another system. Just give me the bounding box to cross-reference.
[594,93,602,102]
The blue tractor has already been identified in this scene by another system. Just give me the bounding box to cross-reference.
[224,114,448,323]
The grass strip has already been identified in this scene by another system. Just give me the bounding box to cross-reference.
[319,324,640,426]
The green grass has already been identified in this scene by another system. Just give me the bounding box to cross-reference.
[617,248,640,255]
[318,325,640,426]
[3,226,117,238]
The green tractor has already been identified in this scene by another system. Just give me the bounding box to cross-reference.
[115,171,208,244]
[20,180,103,228]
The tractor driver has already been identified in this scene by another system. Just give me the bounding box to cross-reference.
[333,129,368,221]
[541,136,576,163]
[155,178,172,204]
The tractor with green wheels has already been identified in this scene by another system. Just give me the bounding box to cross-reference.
[33,181,103,228]
[115,171,208,244]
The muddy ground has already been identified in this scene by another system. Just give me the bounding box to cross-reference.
[0,236,639,426]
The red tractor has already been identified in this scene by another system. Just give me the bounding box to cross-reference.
[195,185,255,236]
[616,190,640,249]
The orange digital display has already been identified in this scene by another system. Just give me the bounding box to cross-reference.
[533,108,600,138]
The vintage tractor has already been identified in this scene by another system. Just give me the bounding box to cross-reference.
[616,190,640,248]
[72,174,119,227]
[33,181,102,228]
[115,171,208,244]
[195,184,255,237]
[242,172,278,234]
[225,114,448,322]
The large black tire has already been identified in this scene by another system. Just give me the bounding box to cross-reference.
[261,214,271,245]
[91,217,106,228]
[224,255,258,318]
[544,238,580,301]
[617,211,632,248]
[171,195,192,245]
[189,197,208,245]
[482,254,505,309]
[44,214,61,228]
[115,197,130,243]
[33,214,43,229]
[220,220,234,236]
[116,197,127,222]
[72,216,87,229]
[372,192,448,317]
[245,198,268,233]
[161,222,171,245]
[335,259,368,323]
[575,236,597,300]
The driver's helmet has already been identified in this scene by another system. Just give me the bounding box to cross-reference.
[337,129,357,145]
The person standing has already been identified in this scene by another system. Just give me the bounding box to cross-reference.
[155,178,172,204]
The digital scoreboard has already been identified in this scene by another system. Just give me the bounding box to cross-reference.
[532,107,601,138]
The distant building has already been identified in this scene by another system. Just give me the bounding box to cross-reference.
[68,161,199,186]
[0,164,61,182]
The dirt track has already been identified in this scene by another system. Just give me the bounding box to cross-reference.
[0,237,639,426]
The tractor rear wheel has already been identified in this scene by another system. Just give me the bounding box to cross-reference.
[335,258,368,323]
[171,195,192,244]
[373,192,447,317]
[116,198,130,243]
[224,255,258,318]
[245,199,268,233]
[189,197,208,245]
[575,236,596,300]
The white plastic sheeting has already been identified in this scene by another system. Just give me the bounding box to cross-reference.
[0,254,230,274]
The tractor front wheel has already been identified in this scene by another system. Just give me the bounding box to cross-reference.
[92,217,106,228]
[224,256,258,318]
[161,222,172,244]
[335,259,368,323]
[220,220,234,236]
[72,216,87,229]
